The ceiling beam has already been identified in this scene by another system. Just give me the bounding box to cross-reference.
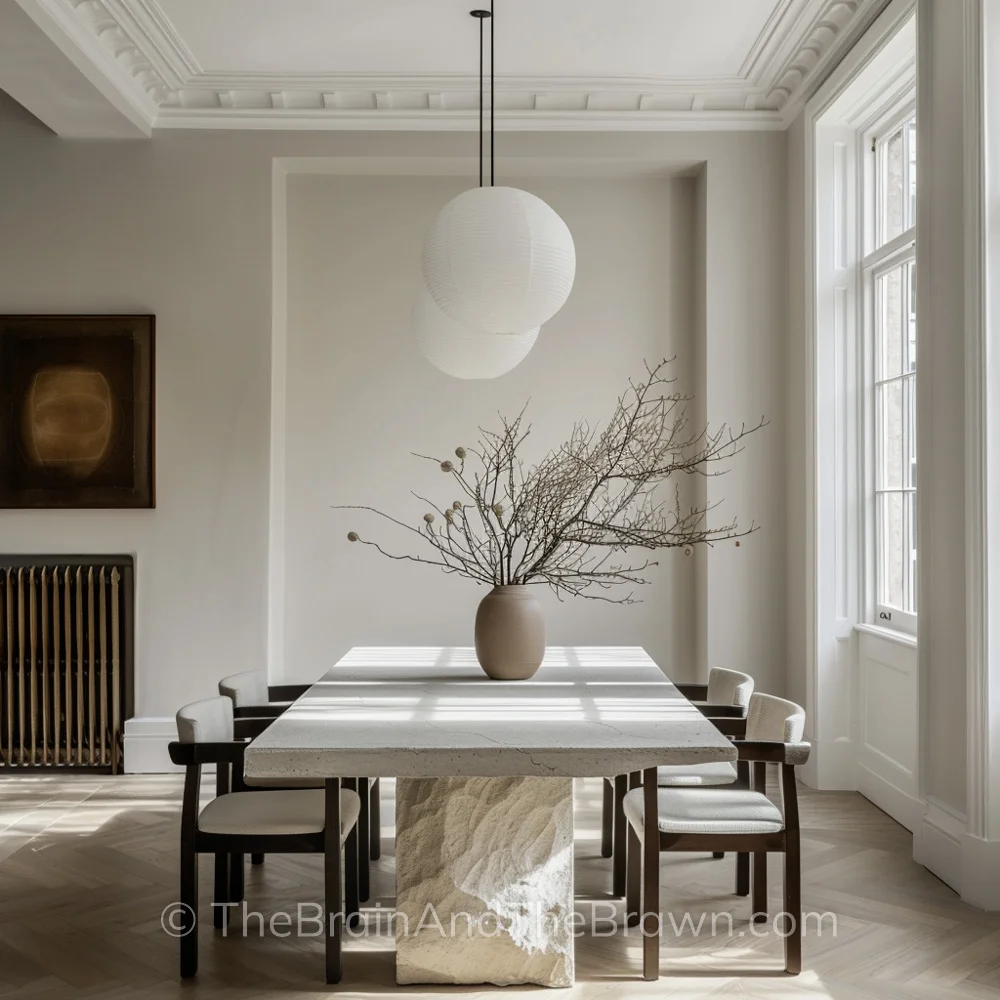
[0,0,152,137]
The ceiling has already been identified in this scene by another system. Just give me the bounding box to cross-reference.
[8,0,881,136]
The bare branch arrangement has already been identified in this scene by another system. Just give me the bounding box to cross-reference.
[338,358,766,604]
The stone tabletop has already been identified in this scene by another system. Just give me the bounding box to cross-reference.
[243,645,736,780]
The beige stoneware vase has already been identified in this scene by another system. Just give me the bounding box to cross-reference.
[474,585,545,680]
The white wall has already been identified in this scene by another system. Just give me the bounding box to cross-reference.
[282,173,698,675]
[0,123,787,750]
[913,0,968,819]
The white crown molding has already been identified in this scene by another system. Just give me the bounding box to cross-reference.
[13,0,158,132]
[23,0,881,132]
[153,107,786,132]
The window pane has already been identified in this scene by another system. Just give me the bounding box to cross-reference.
[878,492,906,610]
[878,125,905,246]
[906,259,917,371]
[905,375,916,489]
[905,490,917,613]
[877,380,905,489]
[906,120,917,229]
[876,265,904,380]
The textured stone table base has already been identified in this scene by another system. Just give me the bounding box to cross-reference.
[395,776,574,987]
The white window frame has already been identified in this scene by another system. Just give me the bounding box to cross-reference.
[804,0,916,792]
[861,100,918,636]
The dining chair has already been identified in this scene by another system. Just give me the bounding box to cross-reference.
[602,666,754,896]
[219,670,383,899]
[168,696,362,981]
[674,665,755,718]
[623,693,809,979]
[218,670,310,718]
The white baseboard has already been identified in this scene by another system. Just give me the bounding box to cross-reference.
[913,796,966,893]
[124,717,180,773]
[857,763,923,832]
[961,834,1000,910]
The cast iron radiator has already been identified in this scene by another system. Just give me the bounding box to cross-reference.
[0,556,134,772]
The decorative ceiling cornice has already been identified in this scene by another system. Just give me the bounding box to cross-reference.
[22,0,883,132]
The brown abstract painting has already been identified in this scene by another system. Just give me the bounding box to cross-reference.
[0,316,154,508]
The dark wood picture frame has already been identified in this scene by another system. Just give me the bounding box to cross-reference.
[0,315,155,509]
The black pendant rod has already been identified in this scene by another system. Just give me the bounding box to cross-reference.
[470,8,493,189]
[479,13,484,187]
[490,0,494,186]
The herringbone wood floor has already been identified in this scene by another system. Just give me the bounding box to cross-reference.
[1,774,998,999]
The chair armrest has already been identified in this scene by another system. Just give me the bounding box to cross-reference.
[695,704,746,718]
[709,716,747,738]
[234,717,274,740]
[168,740,248,766]
[268,684,309,701]
[234,704,287,719]
[734,740,811,765]
[675,683,708,701]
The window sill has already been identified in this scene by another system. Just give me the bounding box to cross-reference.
[853,622,917,649]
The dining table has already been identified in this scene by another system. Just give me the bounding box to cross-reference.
[243,645,737,987]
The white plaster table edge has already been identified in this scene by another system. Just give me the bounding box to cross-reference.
[243,645,737,781]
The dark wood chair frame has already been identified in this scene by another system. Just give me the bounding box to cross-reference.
[602,686,749,896]
[230,683,383,900]
[167,718,361,984]
[624,727,806,980]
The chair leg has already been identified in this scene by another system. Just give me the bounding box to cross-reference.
[369,778,381,861]
[344,780,361,930]
[213,853,229,930]
[601,778,614,858]
[325,778,343,985]
[625,819,641,927]
[251,853,264,866]
[229,852,244,904]
[736,852,750,896]
[612,774,628,896]
[641,832,660,981]
[180,847,198,978]
[358,777,370,903]
[752,850,768,923]
[784,834,802,974]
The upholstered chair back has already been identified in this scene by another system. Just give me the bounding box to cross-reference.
[745,693,806,743]
[177,695,235,744]
[219,671,269,708]
[706,667,754,709]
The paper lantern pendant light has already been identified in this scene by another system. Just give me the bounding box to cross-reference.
[414,286,538,380]
[422,185,575,333]
[414,1,575,378]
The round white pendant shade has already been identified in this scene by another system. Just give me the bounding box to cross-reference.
[421,186,576,333]
[413,286,538,380]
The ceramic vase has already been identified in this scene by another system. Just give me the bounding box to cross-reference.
[474,585,545,680]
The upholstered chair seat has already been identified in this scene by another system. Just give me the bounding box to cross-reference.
[624,785,784,835]
[197,787,360,839]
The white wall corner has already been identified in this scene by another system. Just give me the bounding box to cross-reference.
[913,796,966,894]
[267,158,289,683]
[799,737,858,791]
[123,717,180,773]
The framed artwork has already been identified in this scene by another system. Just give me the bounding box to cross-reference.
[0,315,155,508]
